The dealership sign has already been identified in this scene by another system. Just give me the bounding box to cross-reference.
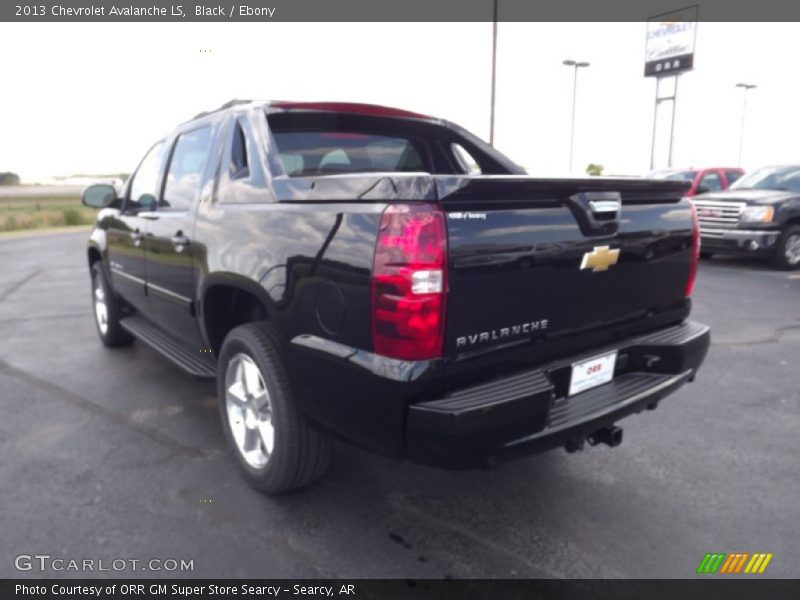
[644,5,698,77]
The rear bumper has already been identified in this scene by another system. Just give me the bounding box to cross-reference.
[700,227,780,255]
[406,320,710,469]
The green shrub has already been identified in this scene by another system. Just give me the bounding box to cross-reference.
[62,208,84,226]
[0,172,21,185]
[586,163,604,176]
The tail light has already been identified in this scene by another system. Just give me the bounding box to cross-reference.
[371,203,447,360]
[685,200,700,297]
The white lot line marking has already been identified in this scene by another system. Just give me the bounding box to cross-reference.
[788,274,800,279]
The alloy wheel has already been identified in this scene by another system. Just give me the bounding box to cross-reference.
[785,234,800,265]
[93,277,108,335]
[224,353,274,468]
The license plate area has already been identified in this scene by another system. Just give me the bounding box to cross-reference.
[568,350,618,396]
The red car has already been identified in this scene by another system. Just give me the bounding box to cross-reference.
[647,167,745,196]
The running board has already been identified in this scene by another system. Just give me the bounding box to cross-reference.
[120,315,217,379]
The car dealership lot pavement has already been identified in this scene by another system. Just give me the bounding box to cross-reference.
[1,230,798,579]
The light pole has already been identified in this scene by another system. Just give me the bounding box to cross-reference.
[736,82,757,167]
[563,59,590,173]
[489,0,498,146]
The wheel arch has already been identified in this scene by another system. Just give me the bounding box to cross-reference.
[87,245,102,267]
[87,228,108,270]
[200,274,275,356]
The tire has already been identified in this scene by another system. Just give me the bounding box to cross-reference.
[771,226,800,270]
[217,321,332,494]
[699,251,714,260]
[90,262,134,347]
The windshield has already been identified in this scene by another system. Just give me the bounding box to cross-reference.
[730,166,800,192]
[648,170,697,182]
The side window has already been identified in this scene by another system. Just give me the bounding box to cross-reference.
[699,171,722,192]
[162,126,213,210]
[222,118,260,183]
[725,170,743,186]
[230,122,249,179]
[280,153,304,175]
[128,141,166,209]
[451,143,481,175]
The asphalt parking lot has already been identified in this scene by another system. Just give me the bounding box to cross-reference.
[1,230,798,579]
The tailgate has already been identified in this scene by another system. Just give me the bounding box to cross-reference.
[437,176,694,381]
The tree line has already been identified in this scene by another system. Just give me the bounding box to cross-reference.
[0,172,20,185]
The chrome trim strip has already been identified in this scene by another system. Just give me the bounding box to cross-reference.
[110,267,146,286]
[110,267,191,304]
[147,282,192,304]
[691,200,746,209]
[700,228,780,235]
[589,200,620,213]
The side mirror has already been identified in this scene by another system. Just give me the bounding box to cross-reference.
[82,184,117,208]
[695,185,710,195]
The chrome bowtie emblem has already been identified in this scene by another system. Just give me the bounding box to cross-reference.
[580,245,620,272]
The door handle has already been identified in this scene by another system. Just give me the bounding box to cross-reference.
[566,192,622,237]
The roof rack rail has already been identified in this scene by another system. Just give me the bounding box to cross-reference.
[190,98,252,121]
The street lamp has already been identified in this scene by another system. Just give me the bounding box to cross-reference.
[564,59,590,173]
[489,0,499,146]
[736,82,757,167]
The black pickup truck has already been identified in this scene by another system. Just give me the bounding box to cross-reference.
[82,100,710,493]
[691,164,800,269]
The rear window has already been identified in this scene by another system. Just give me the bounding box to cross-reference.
[271,131,426,176]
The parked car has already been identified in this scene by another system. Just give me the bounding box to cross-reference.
[81,100,710,493]
[691,165,800,269]
[647,167,744,196]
